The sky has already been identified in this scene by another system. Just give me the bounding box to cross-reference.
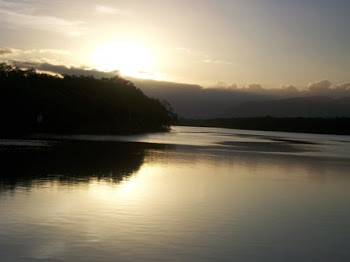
[0,0,349,88]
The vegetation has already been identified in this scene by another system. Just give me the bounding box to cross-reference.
[179,117,350,135]
[0,63,177,137]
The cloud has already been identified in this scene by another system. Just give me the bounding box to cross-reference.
[5,48,71,56]
[213,81,228,88]
[199,54,233,65]
[336,82,350,90]
[36,49,72,55]
[281,85,299,95]
[331,82,350,97]
[306,80,350,97]
[306,80,350,93]
[0,48,72,68]
[201,59,232,65]
[95,5,126,15]
[8,61,119,79]
[245,83,263,92]
[175,47,192,55]
[0,47,15,55]
[307,80,332,92]
[0,7,88,37]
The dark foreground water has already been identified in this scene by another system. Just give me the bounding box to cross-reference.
[1,126,350,262]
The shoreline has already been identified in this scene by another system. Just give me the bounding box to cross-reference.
[178,117,350,136]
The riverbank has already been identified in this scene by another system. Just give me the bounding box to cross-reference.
[178,117,350,135]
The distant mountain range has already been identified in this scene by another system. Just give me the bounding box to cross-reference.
[221,96,350,118]
[130,78,350,119]
[130,78,295,118]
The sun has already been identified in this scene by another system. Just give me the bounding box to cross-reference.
[92,41,154,78]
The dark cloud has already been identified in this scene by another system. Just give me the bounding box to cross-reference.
[337,82,350,90]
[0,48,14,56]
[308,80,332,92]
[8,60,119,78]
[282,85,298,92]
[245,83,263,92]
[331,82,350,97]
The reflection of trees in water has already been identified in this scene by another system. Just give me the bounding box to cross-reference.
[2,139,348,191]
[0,140,164,191]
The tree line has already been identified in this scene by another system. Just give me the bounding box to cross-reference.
[0,63,177,137]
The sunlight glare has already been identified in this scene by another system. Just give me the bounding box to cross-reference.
[92,41,154,78]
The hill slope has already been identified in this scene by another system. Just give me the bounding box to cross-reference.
[0,63,176,136]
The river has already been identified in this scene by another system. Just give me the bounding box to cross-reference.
[1,126,350,261]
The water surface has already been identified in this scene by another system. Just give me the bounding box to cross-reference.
[1,126,350,261]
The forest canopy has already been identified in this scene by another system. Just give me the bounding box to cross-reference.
[0,63,177,136]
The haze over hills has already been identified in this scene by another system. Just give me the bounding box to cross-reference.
[130,78,350,119]
[221,96,350,118]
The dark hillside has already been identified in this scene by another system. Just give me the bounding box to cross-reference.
[0,63,177,137]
